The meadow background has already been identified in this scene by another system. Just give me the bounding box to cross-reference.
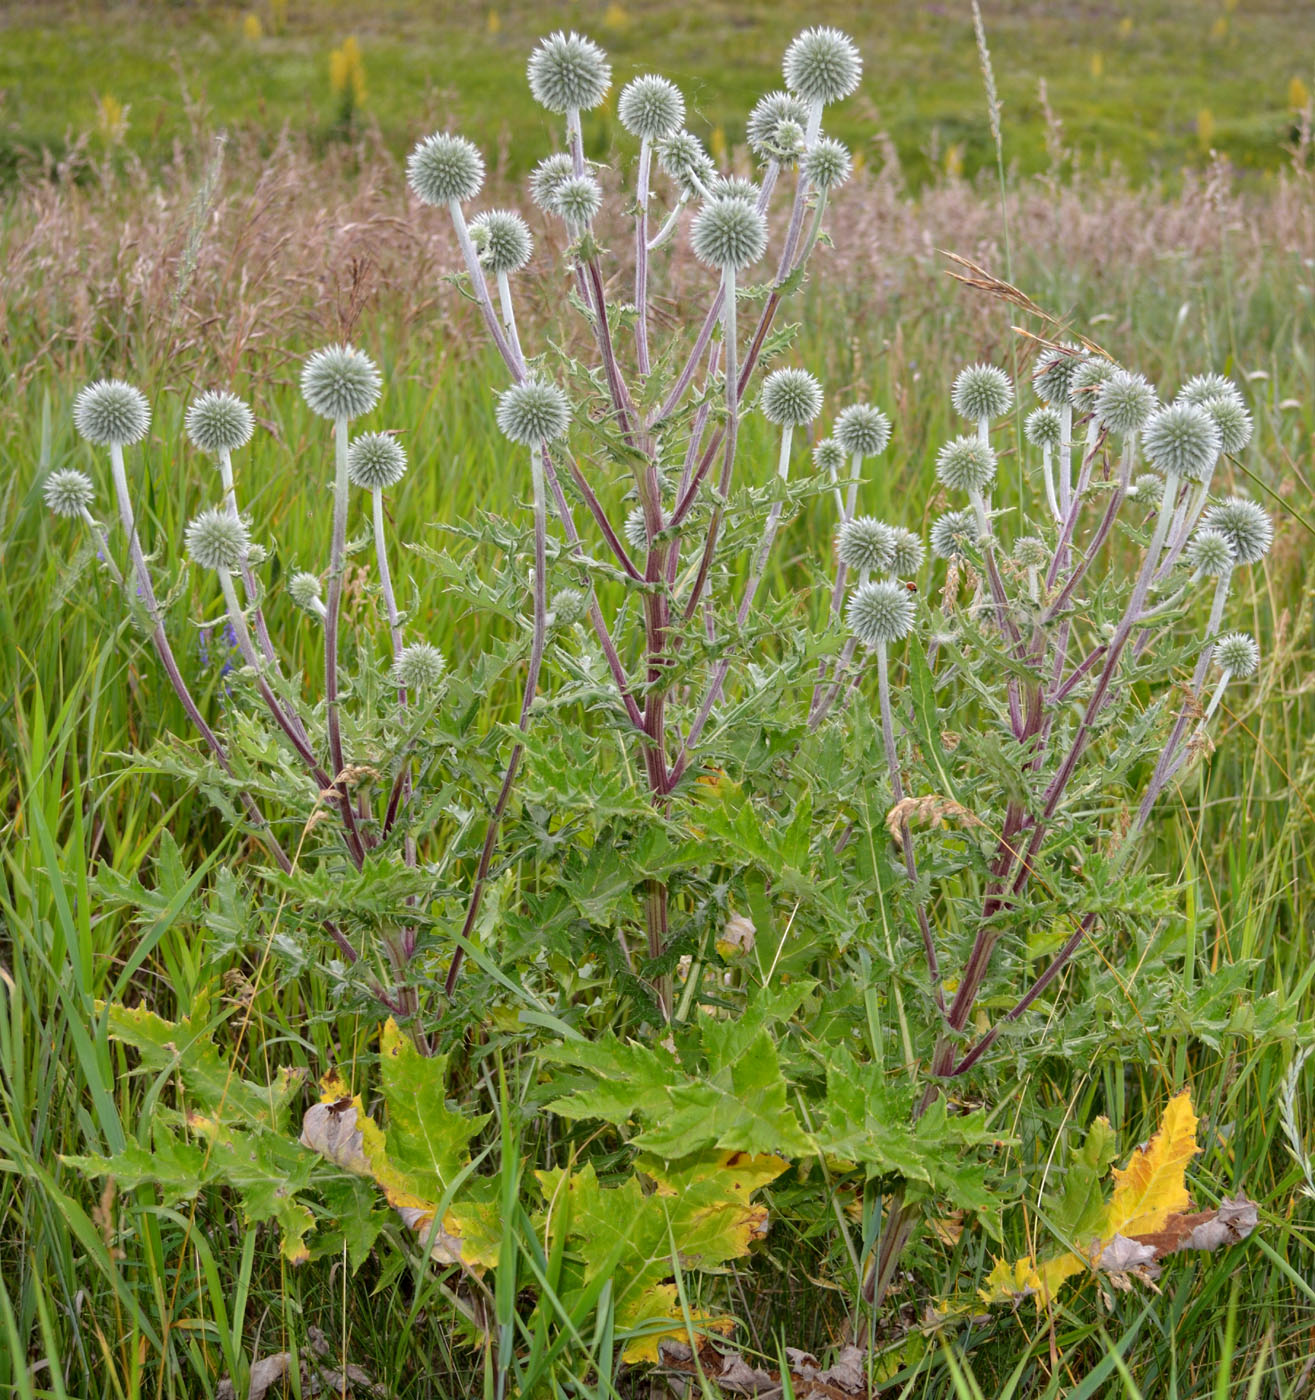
[2,0,1315,1396]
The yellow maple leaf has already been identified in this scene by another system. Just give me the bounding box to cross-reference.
[1103,1089,1198,1239]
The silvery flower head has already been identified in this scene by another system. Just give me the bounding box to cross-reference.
[1185,528,1235,577]
[1094,369,1158,437]
[887,526,925,577]
[783,27,862,106]
[1070,356,1117,402]
[1143,401,1221,481]
[618,74,684,140]
[1031,344,1085,407]
[470,210,533,274]
[289,571,324,612]
[803,137,852,191]
[73,379,150,447]
[43,468,95,518]
[833,403,891,457]
[1178,373,1243,411]
[813,438,845,474]
[245,543,267,566]
[952,363,1013,422]
[550,587,587,626]
[529,153,575,211]
[847,578,916,647]
[301,345,381,421]
[761,368,823,426]
[1011,535,1049,570]
[1127,472,1164,504]
[1024,406,1062,449]
[186,390,254,455]
[185,506,249,572]
[930,508,977,560]
[407,132,485,206]
[690,195,768,271]
[554,174,603,228]
[527,30,611,113]
[837,516,895,574]
[1214,632,1260,678]
[1201,394,1252,456]
[772,119,806,160]
[745,91,809,159]
[347,432,408,490]
[496,377,570,446]
[623,505,648,552]
[657,131,715,198]
[708,174,760,205]
[392,642,447,691]
[936,435,997,493]
[1200,496,1273,564]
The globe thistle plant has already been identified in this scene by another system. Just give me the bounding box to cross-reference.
[952,363,1013,446]
[391,642,447,692]
[782,26,862,143]
[554,174,603,233]
[407,132,485,207]
[837,516,895,579]
[935,436,997,535]
[887,526,926,578]
[496,378,571,447]
[833,403,892,519]
[618,75,684,142]
[529,153,575,212]
[43,468,96,520]
[1201,394,1252,457]
[814,437,847,515]
[1196,631,1260,730]
[1178,373,1243,410]
[1143,402,1221,484]
[301,345,381,422]
[549,587,587,628]
[930,508,977,561]
[1185,528,1236,578]
[73,379,150,447]
[746,91,809,162]
[1200,497,1273,565]
[623,504,648,553]
[289,570,327,620]
[186,390,254,457]
[657,131,715,201]
[847,578,916,649]
[471,210,533,275]
[527,31,611,118]
[1025,405,1063,521]
[803,137,852,191]
[708,175,761,205]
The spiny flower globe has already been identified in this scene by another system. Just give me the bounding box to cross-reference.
[301,345,381,421]
[930,508,977,560]
[186,390,254,455]
[1202,395,1252,456]
[1012,536,1049,570]
[837,516,894,574]
[624,505,648,552]
[1128,472,1163,503]
[1094,369,1157,437]
[1215,632,1260,678]
[73,379,150,447]
[848,579,916,647]
[1200,497,1273,564]
[529,153,575,211]
[783,27,862,106]
[1143,402,1221,481]
[952,363,1013,422]
[407,132,485,206]
[1071,356,1117,400]
[773,119,805,159]
[347,432,408,489]
[185,507,249,572]
[657,131,715,197]
[1024,406,1062,449]
[527,31,611,114]
[43,468,95,518]
[813,438,845,475]
[470,210,533,274]
[618,74,684,140]
[289,571,324,611]
[746,91,809,158]
[936,436,997,493]
[1031,344,1085,407]
[690,195,768,270]
[709,174,760,205]
[554,174,603,227]
[496,377,570,446]
[392,642,447,690]
[550,587,587,626]
[761,368,823,426]
[887,526,926,577]
[1178,373,1243,410]
[833,403,891,457]
[1185,528,1235,577]
[803,137,852,190]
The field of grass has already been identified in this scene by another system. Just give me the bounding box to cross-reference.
[2,6,1315,1396]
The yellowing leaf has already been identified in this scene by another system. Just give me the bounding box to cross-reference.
[1104,1090,1198,1239]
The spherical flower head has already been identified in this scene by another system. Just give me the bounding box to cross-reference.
[773,119,806,160]
[407,132,485,206]
[1201,394,1252,456]
[1200,496,1273,565]
[761,368,823,426]
[1127,472,1163,504]
[1178,373,1243,411]
[186,390,254,455]
[496,377,570,446]
[812,438,845,474]
[1214,632,1260,678]
[618,74,684,140]
[690,195,768,271]
[1024,406,1062,449]
[527,31,611,114]
[73,379,150,447]
[837,516,894,574]
[529,153,575,211]
[1185,528,1235,577]
[185,506,249,571]
[392,642,446,691]
[930,508,977,560]
[301,345,381,421]
[708,174,760,205]
[1031,344,1085,407]
[803,137,852,191]
[43,468,95,518]
[952,363,1013,422]
[1012,535,1049,570]
[554,174,602,227]
[550,587,587,626]
[746,91,809,159]
[936,435,997,493]
[657,131,715,198]
[1095,369,1158,437]
[470,210,533,274]
[847,579,915,647]
[833,403,891,458]
[347,432,408,490]
[887,526,925,577]
[1143,402,1221,481]
[783,27,862,106]
[245,542,268,567]
[623,505,648,552]
[1071,356,1117,401]
[289,571,324,611]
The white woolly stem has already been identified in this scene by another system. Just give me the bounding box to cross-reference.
[648,195,688,251]
[448,199,522,378]
[805,100,824,148]
[79,509,123,585]
[635,137,652,375]
[844,452,863,521]
[1040,445,1061,523]
[324,415,350,787]
[1201,670,1231,725]
[976,416,989,449]
[567,108,584,175]
[968,486,991,540]
[496,269,525,369]
[1058,402,1073,515]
